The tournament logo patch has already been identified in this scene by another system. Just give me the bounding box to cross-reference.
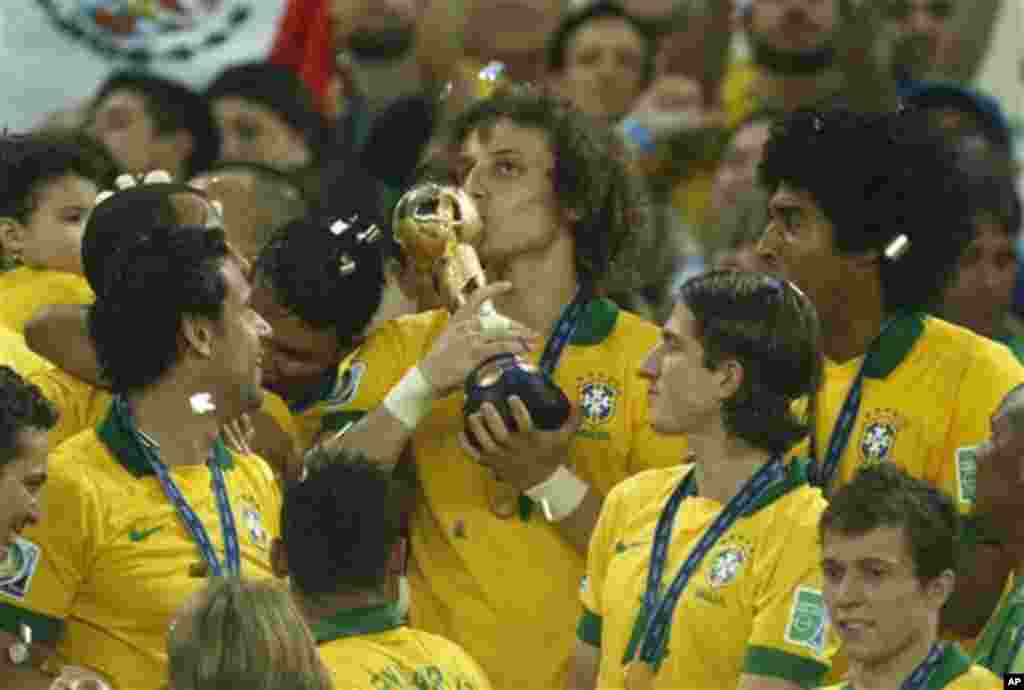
[705,534,753,588]
[324,361,366,409]
[858,409,906,465]
[0,537,41,601]
[577,375,620,428]
[785,586,828,654]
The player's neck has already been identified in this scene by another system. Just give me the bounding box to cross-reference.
[296,590,389,628]
[127,382,222,468]
[689,427,774,506]
[821,287,885,364]
[848,629,938,690]
[490,236,579,338]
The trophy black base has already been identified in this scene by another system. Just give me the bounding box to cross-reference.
[463,354,570,449]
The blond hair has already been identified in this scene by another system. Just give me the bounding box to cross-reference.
[168,577,333,690]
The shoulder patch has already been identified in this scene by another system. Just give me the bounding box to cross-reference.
[955,445,978,504]
[324,361,366,408]
[0,537,41,601]
[784,586,828,655]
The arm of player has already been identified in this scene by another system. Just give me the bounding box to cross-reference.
[566,639,600,690]
[24,305,102,386]
[0,631,58,688]
[325,282,538,470]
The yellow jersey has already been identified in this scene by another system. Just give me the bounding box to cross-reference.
[0,406,281,690]
[0,323,52,378]
[809,314,1024,511]
[819,644,1001,689]
[580,460,838,690]
[336,299,688,690]
[0,266,94,335]
[315,602,493,690]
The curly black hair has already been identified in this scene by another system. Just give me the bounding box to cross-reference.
[253,214,385,347]
[89,225,230,394]
[446,85,649,288]
[282,449,403,598]
[0,366,57,469]
[759,107,975,314]
[820,462,960,582]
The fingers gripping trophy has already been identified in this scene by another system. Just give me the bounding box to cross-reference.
[393,183,572,517]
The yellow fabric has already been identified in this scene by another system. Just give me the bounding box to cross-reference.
[26,365,296,453]
[0,324,52,378]
[337,305,688,690]
[582,464,838,690]
[805,317,1024,513]
[0,429,281,690]
[319,625,493,690]
[0,266,94,335]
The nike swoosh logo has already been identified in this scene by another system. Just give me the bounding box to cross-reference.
[614,540,648,555]
[129,526,164,542]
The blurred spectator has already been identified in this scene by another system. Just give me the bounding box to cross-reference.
[902,81,1015,160]
[167,577,333,690]
[205,61,327,172]
[0,132,115,336]
[711,185,776,274]
[274,451,492,689]
[709,110,777,225]
[940,151,1023,360]
[88,72,220,180]
[546,2,655,125]
[757,107,1023,640]
[0,216,280,689]
[189,162,309,265]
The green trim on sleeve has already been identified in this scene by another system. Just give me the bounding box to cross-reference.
[743,645,830,689]
[0,601,64,642]
[577,609,603,648]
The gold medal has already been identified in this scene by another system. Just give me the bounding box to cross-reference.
[624,660,657,690]
[488,480,519,519]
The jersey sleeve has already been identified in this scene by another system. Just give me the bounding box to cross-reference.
[0,453,102,642]
[577,480,625,648]
[28,369,110,448]
[743,497,837,689]
[937,342,1024,513]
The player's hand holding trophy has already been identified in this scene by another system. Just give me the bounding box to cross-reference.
[393,183,571,515]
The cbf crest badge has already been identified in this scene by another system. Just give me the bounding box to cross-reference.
[859,409,906,465]
[576,374,621,440]
[706,534,754,588]
[239,498,268,551]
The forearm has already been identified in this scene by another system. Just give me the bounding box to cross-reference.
[554,489,604,555]
[24,305,102,385]
[323,405,419,472]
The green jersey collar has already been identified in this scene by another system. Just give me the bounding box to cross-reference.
[312,602,405,644]
[863,311,925,379]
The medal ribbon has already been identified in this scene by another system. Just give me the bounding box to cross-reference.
[115,396,241,577]
[810,317,901,490]
[537,284,592,375]
[847,642,947,690]
[631,457,785,667]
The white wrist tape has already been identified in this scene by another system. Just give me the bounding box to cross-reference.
[525,466,589,522]
[384,366,436,429]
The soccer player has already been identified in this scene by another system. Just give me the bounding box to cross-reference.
[569,271,836,690]
[756,107,1024,639]
[819,463,1001,690]
[273,449,492,690]
[0,132,115,336]
[0,367,56,566]
[0,221,280,689]
[971,384,1024,676]
[326,87,688,690]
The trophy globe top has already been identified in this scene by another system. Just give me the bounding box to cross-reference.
[393,183,484,275]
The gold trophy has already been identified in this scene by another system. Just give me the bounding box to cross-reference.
[393,183,571,518]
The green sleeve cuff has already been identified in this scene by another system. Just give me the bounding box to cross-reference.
[577,609,602,648]
[0,601,64,642]
[743,646,829,689]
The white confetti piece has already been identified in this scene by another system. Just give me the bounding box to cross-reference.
[189,393,216,415]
